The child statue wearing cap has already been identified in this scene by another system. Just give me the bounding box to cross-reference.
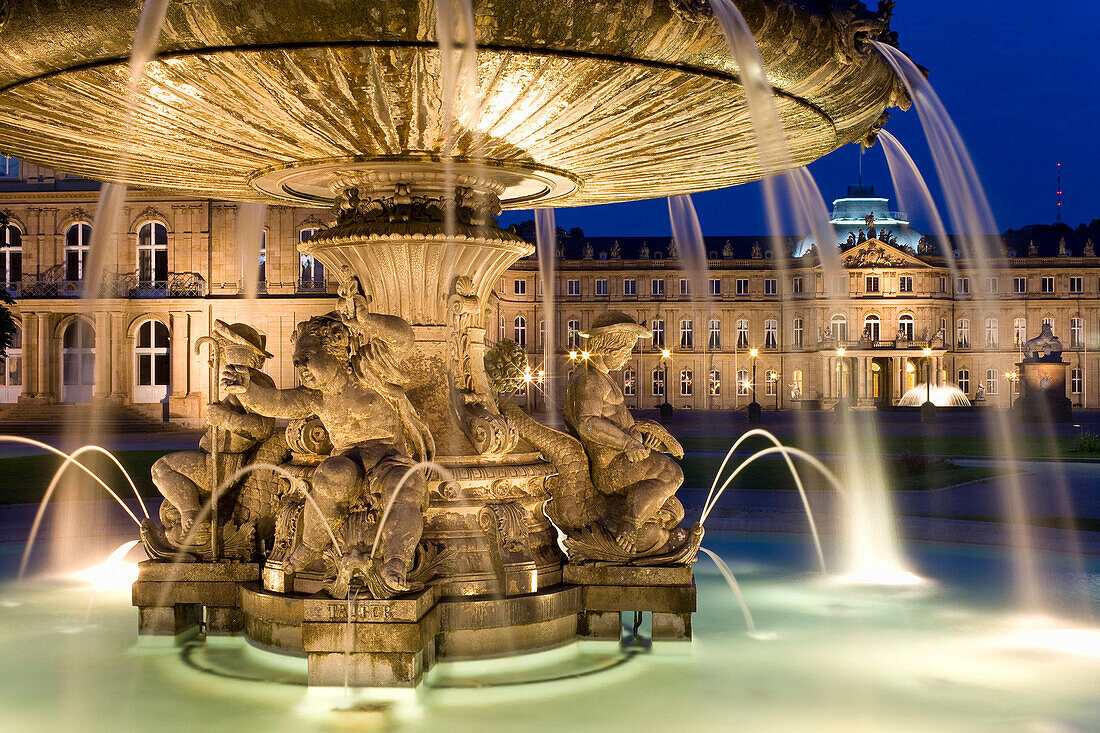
[152,320,278,548]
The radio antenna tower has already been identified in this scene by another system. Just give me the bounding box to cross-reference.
[1056,162,1062,222]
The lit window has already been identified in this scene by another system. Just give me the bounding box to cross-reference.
[830,314,847,342]
[623,369,636,396]
[863,314,880,341]
[985,369,998,395]
[898,314,914,341]
[957,318,970,348]
[680,320,693,350]
[985,318,998,348]
[137,221,168,288]
[1014,318,1027,347]
[64,223,92,281]
[736,319,749,349]
[680,369,693,397]
[709,369,721,396]
[299,228,325,290]
[736,369,749,396]
[709,320,721,349]
[1,223,22,288]
[764,319,778,349]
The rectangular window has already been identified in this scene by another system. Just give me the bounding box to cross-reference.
[1041,276,1054,294]
[987,277,998,294]
[764,278,777,296]
[709,278,721,296]
[1070,276,1083,294]
[736,279,749,296]
[956,277,970,295]
[1071,317,1083,347]
[899,276,913,293]
[957,369,970,395]
[679,320,693,350]
[652,320,665,348]
[1014,277,1027,294]
[837,276,848,294]
[957,319,970,349]
[985,318,998,348]
[985,369,998,395]
[623,278,637,296]
[652,279,665,296]
[595,279,608,296]
[623,369,636,396]
[793,318,803,349]
[736,320,749,349]
[736,369,749,396]
[792,276,803,295]
[865,275,880,293]
[499,316,506,341]
[1072,368,1083,395]
[652,370,664,397]
[709,370,721,396]
[567,320,580,349]
[939,276,948,294]
[680,279,690,296]
[709,320,721,349]
[567,279,580,296]
[764,372,777,397]
[1014,318,1027,347]
[514,279,527,295]
[764,320,778,349]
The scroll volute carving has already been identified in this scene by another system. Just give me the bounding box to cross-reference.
[447,276,519,459]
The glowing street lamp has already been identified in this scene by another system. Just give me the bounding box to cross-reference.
[659,347,672,421]
[747,347,761,423]
[1005,370,1018,409]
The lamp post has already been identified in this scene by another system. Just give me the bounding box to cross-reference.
[835,346,846,412]
[747,347,762,424]
[921,345,936,422]
[1006,370,1018,410]
[767,370,780,411]
[660,347,672,423]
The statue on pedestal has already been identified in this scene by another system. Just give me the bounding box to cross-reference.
[1022,323,1063,362]
[499,311,701,565]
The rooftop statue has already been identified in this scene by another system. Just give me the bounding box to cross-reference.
[499,312,701,565]
[610,240,621,259]
[722,240,734,258]
[751,242,763,259]
[1085,239,1096,257]
[1029,240,1039,256]
[223,275,435,596]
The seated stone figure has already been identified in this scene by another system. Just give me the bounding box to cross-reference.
[564,312,686,553]
[150,321,277,553]
[223,290,434,595]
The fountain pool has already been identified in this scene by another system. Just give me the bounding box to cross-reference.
[3,534,1098,732]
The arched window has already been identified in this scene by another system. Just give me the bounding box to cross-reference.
[299,228,325,291]
[622,369,636,396]
[764,319,778,349]
[61,319,95,402]
[957,368,970,394]
[651,369,664,396]
[709,369,721,396]
[985,317,998,348]
[64,223,92,281]
[0,324,21,402]
[736,369,749,396]
[679,319,693,349]
[791,369,804,399]
[735,319,749,349]
[136,221,168,288]
[680,369,693,396]
[898,314,914,341]
[134,320,170,403]
[1,223,21,289]
[863,314,881,341]
[985,369,998,395]
[651,320,665,349]
[830,314,847,342]
[708,319,721,349]
[513,316,527,348]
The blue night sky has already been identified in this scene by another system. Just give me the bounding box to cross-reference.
[499,1,1100,238]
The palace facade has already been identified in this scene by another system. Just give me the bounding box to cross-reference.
[1,159,1097,424]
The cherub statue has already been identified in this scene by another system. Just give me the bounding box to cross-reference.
[564,312,686,553]
[751,242,763,259]
[223,277,434,595]
[149,321,277,553]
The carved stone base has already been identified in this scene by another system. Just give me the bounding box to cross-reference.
[132,561,259,638]
[564,564,696,642]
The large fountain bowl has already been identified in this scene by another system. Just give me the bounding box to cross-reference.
[0,0,907,208]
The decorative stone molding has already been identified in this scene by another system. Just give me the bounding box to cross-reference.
[447,275,518,459]
[128,205,173,233]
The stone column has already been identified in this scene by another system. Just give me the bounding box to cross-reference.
[93,311,111,400]
[20,312,36,398]
[36,313,51,400]
[111,312,125,400]
[170,311,189,399]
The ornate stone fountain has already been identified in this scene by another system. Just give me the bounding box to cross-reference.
[0,0,909,685]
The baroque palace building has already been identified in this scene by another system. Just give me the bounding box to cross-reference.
[1,158,1097,423]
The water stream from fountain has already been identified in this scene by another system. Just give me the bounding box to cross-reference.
[698,546,755,633]
[535,209,558,414]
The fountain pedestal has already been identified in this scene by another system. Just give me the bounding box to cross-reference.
[566,564,696,643]
[133,561,259,637]
[1016,361,1072,423]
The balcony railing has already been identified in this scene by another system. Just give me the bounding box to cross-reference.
[17,266,206,298]
[297,278,330,293]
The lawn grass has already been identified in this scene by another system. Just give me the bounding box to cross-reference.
[678,454,1005,492]
[0,450,170,505]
